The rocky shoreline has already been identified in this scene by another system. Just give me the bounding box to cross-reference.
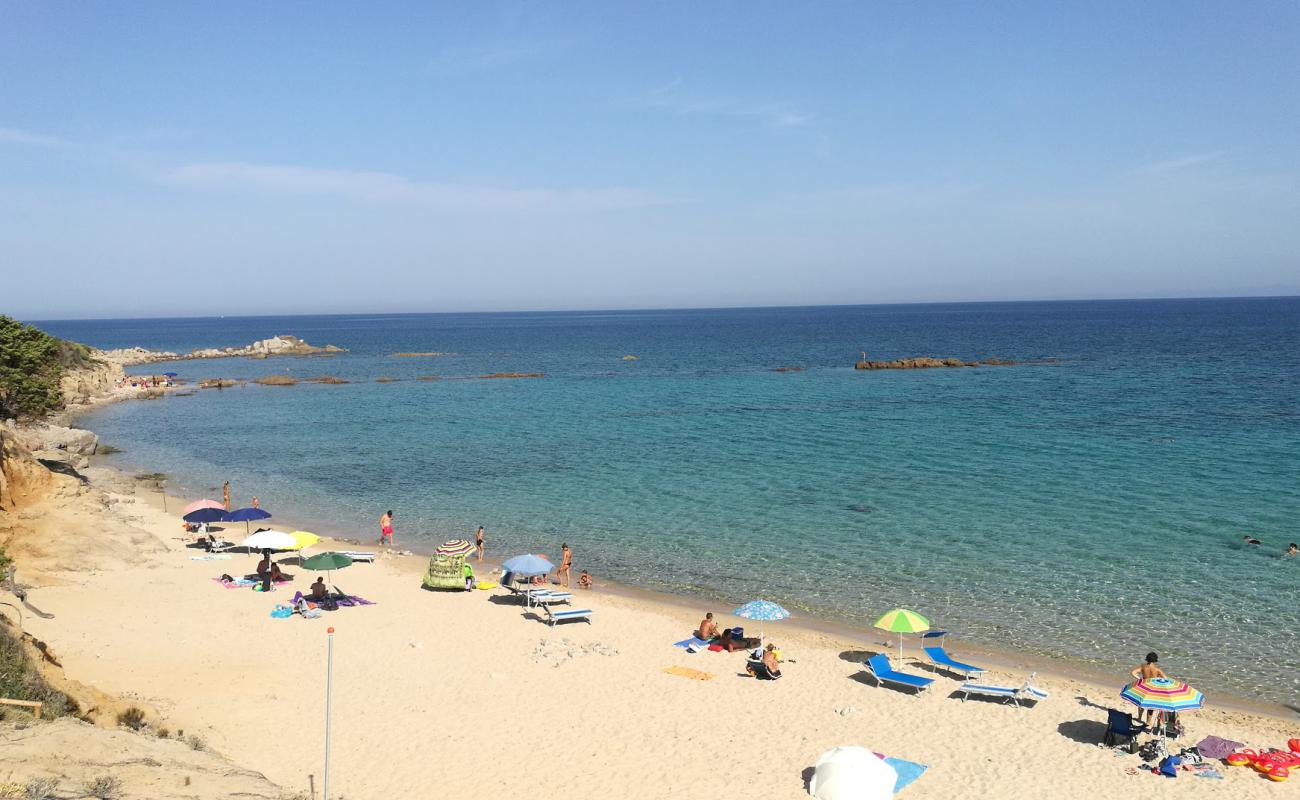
[854,356,1017,370]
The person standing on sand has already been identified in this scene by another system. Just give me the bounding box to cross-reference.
[379,510,394,546]
[475,526,485,561]
[1129,652,1167,726]
[251,496,260,509]
[557,543,573,587]
[223,481,231,510]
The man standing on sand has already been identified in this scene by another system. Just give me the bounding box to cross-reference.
[557,543,573,587]
[379,510,394,547]
[475,526,485,561]
[223,481,231,510]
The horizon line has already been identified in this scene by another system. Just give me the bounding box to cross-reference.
[18,291,1300,324]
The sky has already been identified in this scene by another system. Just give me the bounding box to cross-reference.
[2,1,1298,318]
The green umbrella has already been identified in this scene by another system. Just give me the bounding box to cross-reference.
[872,608,930,665]
[302,552,354,583]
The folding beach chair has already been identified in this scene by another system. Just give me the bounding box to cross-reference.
[1103,708,1147,752]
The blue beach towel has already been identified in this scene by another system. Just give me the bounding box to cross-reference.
[673,636,711,650]
[884,757,929,793]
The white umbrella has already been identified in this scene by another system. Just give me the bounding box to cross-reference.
[810,746,896,800]
[240,529,298,551]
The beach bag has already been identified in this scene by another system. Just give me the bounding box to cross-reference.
[1159,756,1182,778]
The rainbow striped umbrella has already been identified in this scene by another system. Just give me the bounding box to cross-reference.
[872,608,931,664]
[436,539,476,558]
[1120,677,1205,713]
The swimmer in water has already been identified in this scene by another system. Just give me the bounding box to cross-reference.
[1285,543,1297,557]
[1242,535,1261,546]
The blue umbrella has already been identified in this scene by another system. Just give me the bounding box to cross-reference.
[162,372,178,377]
[223,506,272,534]
[732,599,792,640]
[501,554,554,577]
[183,506,227,524]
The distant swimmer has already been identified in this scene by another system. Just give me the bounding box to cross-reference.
[1242,535,1262,546]
[1286,543,1297,557]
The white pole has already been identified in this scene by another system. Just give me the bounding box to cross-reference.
[323,626,335,800]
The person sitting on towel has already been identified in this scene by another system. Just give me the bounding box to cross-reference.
[256,553,286,582]
[747,644,782,680]
[696,612,720,641]
[308,577,328,601]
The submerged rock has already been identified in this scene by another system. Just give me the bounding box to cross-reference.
[480,372,544,379]
[854,356,1016,370]
[253,375,297,386]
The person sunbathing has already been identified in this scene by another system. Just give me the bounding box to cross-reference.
[747,644,783,680]
[696,612,720,641]
[717,628,762,652]
[308,577,328,601]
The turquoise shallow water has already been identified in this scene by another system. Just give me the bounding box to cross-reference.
[39,300,1300,705]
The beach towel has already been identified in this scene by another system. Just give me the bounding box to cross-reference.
[213,577,257,589]
[673,636,711,649]
[884,758,929,794]
[334,595,374,607]
[269,605,294,619]
[1194,736,1244,761]
[662,666,713,681]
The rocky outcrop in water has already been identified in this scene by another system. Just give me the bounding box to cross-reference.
[854,356,1016,370]
[253,375,297,386]
[480,372,544,379]
[98,336,347,367]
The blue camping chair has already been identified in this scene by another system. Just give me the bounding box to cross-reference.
[1104,708,1147,753]
[863,654,935,694]
[920,631,985,679]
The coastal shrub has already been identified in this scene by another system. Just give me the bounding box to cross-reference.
[185,733,206,751]
[155,726,170,739]
[22,777,58,800]
[0,546,12,577]
[0,619,70,718]
[0,316,65,421]
[116,706,146,731]
[84,775,122,800]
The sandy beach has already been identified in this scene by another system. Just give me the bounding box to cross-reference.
[2,441,1297,799]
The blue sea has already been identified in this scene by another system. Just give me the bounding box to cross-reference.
[36,300,1300,706]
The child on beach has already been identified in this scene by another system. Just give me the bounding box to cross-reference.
[578,570,592,589]
[379,510,394,546]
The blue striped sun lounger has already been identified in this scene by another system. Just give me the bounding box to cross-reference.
[958,672,1049,707]
[544,606,593,626]
[864,654,934,694]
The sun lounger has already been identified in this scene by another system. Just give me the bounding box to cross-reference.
[529,590,572,607]
[863,654,934,694]
[922,645,984,679]
[337,551,375,562]
[957,672,1048,708]
[543,606,592,626]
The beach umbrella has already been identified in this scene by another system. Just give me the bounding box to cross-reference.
[732,599,791,641]
[501,554,553,576]
[302,552,353,583]
[809,746,897,800]
[183,498,224,515]
[240,529,297,551]
[873,609,930,665]
[162,372,178,378]
[223,506,272,534]
[289,531,321,551]
[1121,677,1205,719]
[436,539,476,558]
[183,506,227,524]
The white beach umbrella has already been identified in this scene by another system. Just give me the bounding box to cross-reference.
[240,529,297,551]
[809,746,896,800]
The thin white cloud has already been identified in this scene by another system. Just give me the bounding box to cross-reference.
[160,161,672,212]
[1133,150,1231,174]
[425,39,570,77]
[0,126,67,148]
[633,82,814,129]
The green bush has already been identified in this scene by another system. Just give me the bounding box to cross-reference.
[0,617,70,718]
[0,317,66,421]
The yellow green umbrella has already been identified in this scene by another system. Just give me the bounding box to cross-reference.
[289,531,321,551]
[872,608,930,664]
